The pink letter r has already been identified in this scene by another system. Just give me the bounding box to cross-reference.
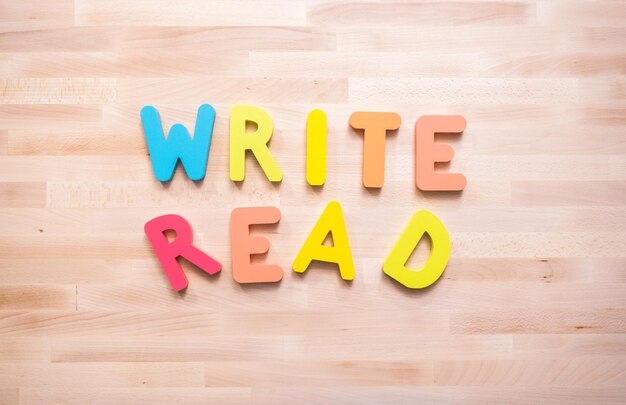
[144,214,222,291]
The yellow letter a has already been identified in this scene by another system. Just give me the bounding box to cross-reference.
[292,201,355,280]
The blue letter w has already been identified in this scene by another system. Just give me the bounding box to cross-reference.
[141,104,216,181]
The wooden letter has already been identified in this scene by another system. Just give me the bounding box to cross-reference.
[231,206,283,283]
[306,109,327,186]
[144,214,222,291]
[349,111,401,188]
[141,104,216,182]
[230,105,282,182]
[383,210,450,289]
[292,201,355,281]
[415,115,466,191]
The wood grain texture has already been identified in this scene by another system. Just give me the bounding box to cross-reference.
[1,0,625,404]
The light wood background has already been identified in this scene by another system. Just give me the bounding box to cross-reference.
[1,0,625,404]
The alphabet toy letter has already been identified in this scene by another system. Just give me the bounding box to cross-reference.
[144,214,222,291]
[231,206,283,283]
[306,109,327,186]
[141,104,216,181]
[349,111,401,188]
[415,115,466,191]
[292,201,355,281]
[383,210,451,289]
[230,105,282,182]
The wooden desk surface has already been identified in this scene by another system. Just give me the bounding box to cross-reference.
[1,1,625,404]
